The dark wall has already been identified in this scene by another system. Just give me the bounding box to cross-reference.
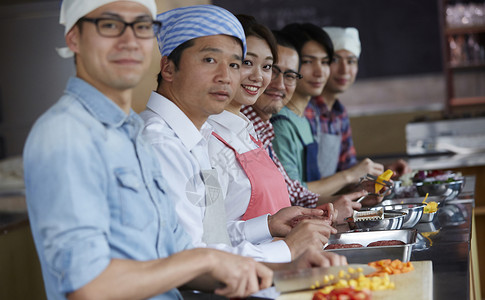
[0,3,75,157]
[213,0,443,79]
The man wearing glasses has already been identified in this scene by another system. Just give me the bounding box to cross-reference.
[24,1,275,299]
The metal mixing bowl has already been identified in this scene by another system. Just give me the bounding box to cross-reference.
[415,179,463,201]
[420,211,437,223]
[383,180,401,200]
[372,203,426,229]
[381,195,443,207]
[353,213,405,231]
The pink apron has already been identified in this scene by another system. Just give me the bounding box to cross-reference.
[212,132,291,221]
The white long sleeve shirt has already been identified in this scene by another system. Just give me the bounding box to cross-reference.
[141,92,291,263]
[207,110,291,260]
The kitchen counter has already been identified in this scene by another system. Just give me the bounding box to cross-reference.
[0,178,477,299]
[271,177,477,300]
[407,152,485,170]
[410,176,476,300]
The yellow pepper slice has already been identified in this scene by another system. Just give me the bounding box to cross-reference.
[375,169,393,194]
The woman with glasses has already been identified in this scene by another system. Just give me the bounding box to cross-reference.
[207,15,338,261]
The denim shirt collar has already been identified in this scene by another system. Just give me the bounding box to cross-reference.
[65,77,143,132]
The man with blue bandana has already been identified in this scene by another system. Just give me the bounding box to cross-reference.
[141,5,347,268]
[24,1,275,299]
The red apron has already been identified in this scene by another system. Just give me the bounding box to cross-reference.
[212,132,291,221]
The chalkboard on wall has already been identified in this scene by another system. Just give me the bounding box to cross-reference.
[213,0,443,79]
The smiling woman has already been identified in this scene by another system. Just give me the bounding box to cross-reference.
[207,14,291,225]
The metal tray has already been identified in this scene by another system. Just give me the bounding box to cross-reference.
[324,229,417,263]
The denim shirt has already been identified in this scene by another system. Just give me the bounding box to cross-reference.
[23,77,192,300]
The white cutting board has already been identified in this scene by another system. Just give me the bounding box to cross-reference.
[277,260,433,300]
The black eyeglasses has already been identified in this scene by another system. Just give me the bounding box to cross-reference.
[79,18,162,39]
[271,65,302,86]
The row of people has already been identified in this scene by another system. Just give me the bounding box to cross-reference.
[24,1,410,299]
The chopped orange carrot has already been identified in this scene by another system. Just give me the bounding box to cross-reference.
[367,259,414,277]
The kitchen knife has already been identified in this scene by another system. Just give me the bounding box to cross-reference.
[273,264,375,293]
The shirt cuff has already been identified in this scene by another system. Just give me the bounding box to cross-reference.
[258,240,292,263]
[53,235,111,293]
[244,214,273,244]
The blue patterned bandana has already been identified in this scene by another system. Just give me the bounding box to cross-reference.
[156,5,246,58]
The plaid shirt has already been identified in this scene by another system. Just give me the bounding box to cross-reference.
[304,96,357,172]
[242,105,319,208]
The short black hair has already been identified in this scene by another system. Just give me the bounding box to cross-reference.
[281,23,334,62]
[236,14,278,63]
[271,30,297,52]
[271,30,300,69]
[156,39,194,88]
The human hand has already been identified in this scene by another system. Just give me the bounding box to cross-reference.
[359,194,383,207]
[331,190,365,224]
[349,182,385,207]
[289,246,348,269]
[268,206,329,237]
[284,220,337,259]
[345,158,384,183]
[208,250,273,298]
[387,159,412,179]
[315,203,336,223]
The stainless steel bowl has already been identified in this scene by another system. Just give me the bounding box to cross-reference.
[420,211,437,223]
[381,195,443,207]
[353,213,404,231]
[372,203,426,229]
[383,180,401,200]
[415,179,463,201]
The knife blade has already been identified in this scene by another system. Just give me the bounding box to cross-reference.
[273,264,375,293]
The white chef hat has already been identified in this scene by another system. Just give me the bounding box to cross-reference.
[156,5,246,58]
[323,27,361,58]
[56,0,157,58]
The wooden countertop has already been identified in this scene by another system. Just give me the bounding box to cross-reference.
[277,260,433,300]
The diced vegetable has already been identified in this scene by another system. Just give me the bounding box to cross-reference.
[423,201,438,214]
[368,259,414,276]
[313,287,371,300]
[312,264,396,299]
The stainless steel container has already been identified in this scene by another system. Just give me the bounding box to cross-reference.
[415,179,464,201]
[372,203,426,228]
[325,229,417,263]
[420,211,437,222]
[353,213,404,231]
[381,195,444,207]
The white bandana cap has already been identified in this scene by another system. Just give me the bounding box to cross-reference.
[323,27,361,58]
[156,5,246,58]
[56,0,157,58]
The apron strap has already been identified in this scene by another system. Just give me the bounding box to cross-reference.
[212,132,237,152]
[248,133,263,148]
[212,131,262,152]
